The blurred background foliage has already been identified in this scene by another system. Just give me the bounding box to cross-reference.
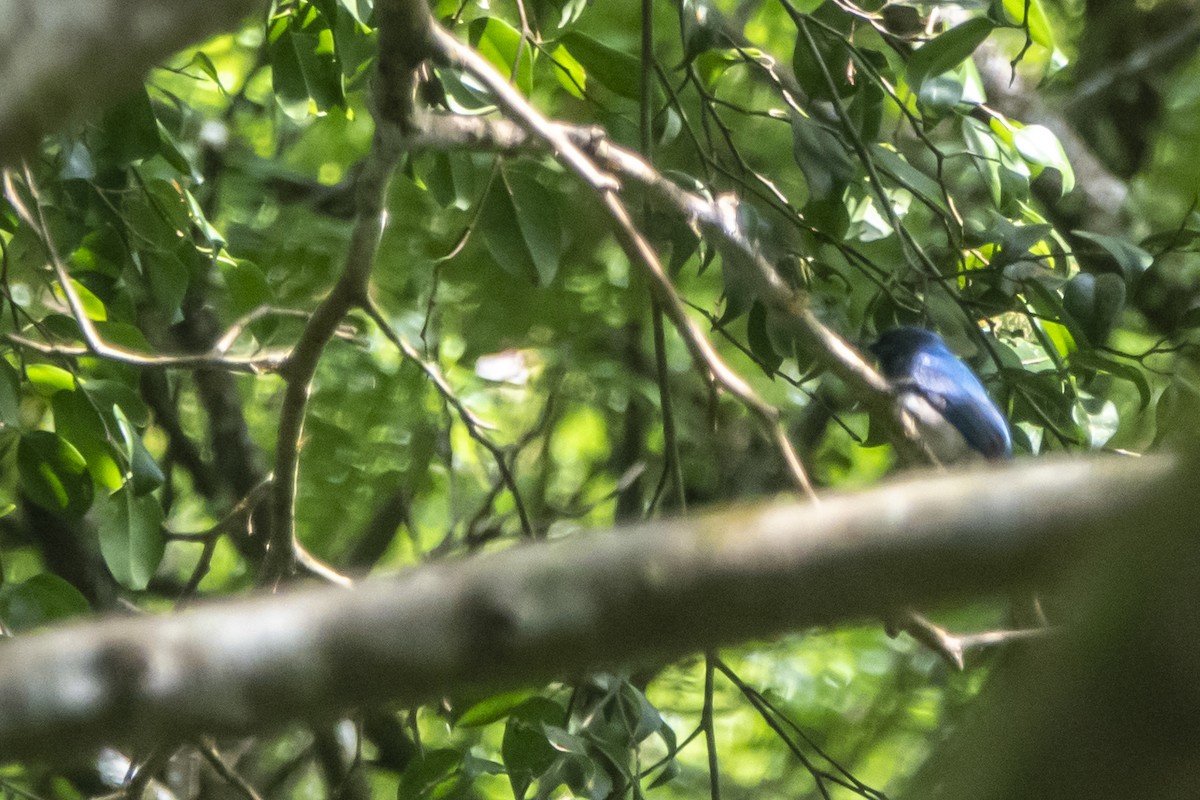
[1,0,1199,797]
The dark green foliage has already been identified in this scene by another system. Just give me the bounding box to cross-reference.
[0,0,1196,795]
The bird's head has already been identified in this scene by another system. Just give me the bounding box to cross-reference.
[868,326,951,379]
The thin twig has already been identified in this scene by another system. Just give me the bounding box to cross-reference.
[359,298,534,539]
[196,738,266,800]
[702,653,722,800]
[1,168,288,374]
[432,29,820,501]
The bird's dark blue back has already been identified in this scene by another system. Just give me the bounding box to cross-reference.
[870,327,1012,460]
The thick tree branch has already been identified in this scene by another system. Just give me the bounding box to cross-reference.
[0,0,264,166]
[0,455,1174,763]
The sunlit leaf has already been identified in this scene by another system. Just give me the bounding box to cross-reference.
[1000,0,1055,50]
[469,17,535,96]
[1011,124,1074,194]
[18,431,93,518]
[52,389,124,491]
[397,749,461,800]
[548,44,587,99]
[25,364,77,396]
[558,31,640,100]
[457,689,539,727]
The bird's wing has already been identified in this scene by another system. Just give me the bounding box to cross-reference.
[906,350,1013,459]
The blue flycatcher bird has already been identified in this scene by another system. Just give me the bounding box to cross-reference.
[870,327,1012,461]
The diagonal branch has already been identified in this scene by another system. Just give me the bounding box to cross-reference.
[431,27,820,499]
[393,108,931,463]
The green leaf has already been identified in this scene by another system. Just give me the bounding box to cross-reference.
[680,0,725,66]
[479,170,562,286]
[469,17,535,96]
[437,66,495,112]
[558,32,640,100]
[142,249,190,322]
[999,259,1057,297]
[18,431,93,518]
[502,698,563,799]
[156,121,193,175]
[1071,350,1151,410]
[187,50,227,92]
[907,18,995,91]
[95,88,161,166]
[553,752,611,800]
[0,574,90,633]
[269,9,345,119]
[337,0,373,28]
[1000,0,1055,50]
[1141,227,1200,254]
[717,252,755,326]
[51,278,107,321]
[870,144,949,214]
[26,364,77,396]
[847,81,884,140]
[542,724,587,754]
[0,359,21,429]
[222,259,274,316]
[747,301,782,375]
[791,5,854,101]
[1010,369,1080,439]
[97,487,165,591]
[457,689,539,727]
[114,405,164,496]
[647,758,680,790]
[984,213,1054,263]
[549,44,588,99]
[962,116,1003,205]
[52,389,124,492]
[184,188,226,247]
[397,749,461,800]
[1011,124,1074,193]
[270,14,309,117]
[84,379,151,428]
[917,74,964,119]
[1062,272,1125,346]
[72,226,129,279]
[791,113,855,203]
[1072,231,1152,280]
[1022,278,1081,353]
[624,682,667,743]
